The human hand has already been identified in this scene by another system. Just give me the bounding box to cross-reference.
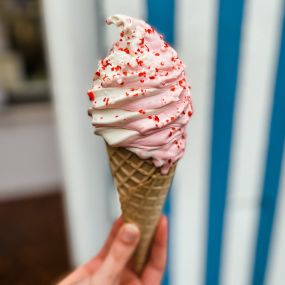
[58,215,168,285]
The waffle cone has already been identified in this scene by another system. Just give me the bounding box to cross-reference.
[106,144,176,274]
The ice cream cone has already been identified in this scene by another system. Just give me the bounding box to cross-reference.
[106,144,176,274]
[87,14,192,275]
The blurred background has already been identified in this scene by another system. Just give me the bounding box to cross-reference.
[0,0,284,285]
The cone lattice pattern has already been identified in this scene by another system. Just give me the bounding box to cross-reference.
[106,145,176,274]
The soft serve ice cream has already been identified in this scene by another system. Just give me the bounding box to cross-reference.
[87,15,193,174]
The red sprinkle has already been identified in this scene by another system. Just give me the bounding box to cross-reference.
[111,65,121,71]
[120,31,124,37]
[154,115,160,122]
[149,76,156,80]
[148,115,152,119]
[179,79,186,87]
[145,28,153,34]
[87,90,94,101]
[119,47,130,54]
[170,86,176,92]
[140,79,145,83]
[138,71,146,77]
[155,53,160,56]
[168,132,173,137]
[95,71,100,77]
[171,117,175,121]
[124,48,130,54]
[188,111,192,117]
[101,59,111,68]
[136,59,144,66]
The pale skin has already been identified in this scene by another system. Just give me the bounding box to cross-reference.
[58,216,168,285]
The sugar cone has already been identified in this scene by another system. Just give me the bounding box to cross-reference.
[106,144,176,274]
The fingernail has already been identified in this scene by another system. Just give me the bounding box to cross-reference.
[121,224,139,242]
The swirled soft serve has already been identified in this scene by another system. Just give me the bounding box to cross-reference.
[87,15,193,174]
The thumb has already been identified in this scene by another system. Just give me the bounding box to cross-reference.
[91,223,140,284]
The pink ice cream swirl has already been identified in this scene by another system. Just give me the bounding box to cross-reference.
[87,15,193,174]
